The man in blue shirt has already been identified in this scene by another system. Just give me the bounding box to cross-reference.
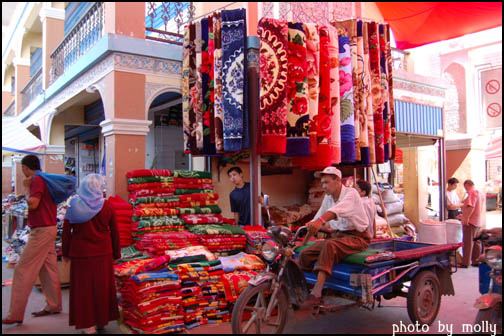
[228,167,251,227]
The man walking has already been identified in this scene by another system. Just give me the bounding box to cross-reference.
[3,155,62,325]
[457,179,484,268]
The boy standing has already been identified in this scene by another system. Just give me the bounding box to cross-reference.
[228,167,251,227]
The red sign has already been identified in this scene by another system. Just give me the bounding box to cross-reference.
[486,80,500,95]
[487,103,501,118]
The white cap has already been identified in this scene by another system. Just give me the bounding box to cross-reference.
[314,166,342,179]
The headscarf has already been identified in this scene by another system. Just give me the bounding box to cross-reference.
[65,174,105,224]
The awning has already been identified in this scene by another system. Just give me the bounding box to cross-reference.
[376,2,503,49]
[486,136,502,160]
[2,117,46,155]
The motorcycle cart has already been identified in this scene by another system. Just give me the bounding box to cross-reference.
[231,230,462,334]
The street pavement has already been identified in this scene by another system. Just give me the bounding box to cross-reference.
[2,210,501,334]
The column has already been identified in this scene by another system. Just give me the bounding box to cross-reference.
[2,89,14,114]
[100,120,152,200]
[104,2,145,38]
[100,69,149,200]
[12,156,25,197]
[41,146,65,175]
[39,6,65,90]
[14,57,31,116]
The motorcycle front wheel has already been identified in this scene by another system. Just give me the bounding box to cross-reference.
[474,305,502,334]
[231,282,289,334]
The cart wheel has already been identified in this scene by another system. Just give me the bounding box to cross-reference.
[407,270,441,326]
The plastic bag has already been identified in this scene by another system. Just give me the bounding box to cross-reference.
[35,171,76,205]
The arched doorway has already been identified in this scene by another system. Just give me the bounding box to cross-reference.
[146,91,187,170]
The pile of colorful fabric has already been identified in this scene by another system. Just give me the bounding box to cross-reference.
[108,195,134,247]
[126,170,222,247]
[118,271,185,334]
[114,246,219,333]
[170,259,229,328]
[135,231,201,256]
[188,224,247,255]
[243,226,272,254]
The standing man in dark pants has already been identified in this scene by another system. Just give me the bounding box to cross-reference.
[228,167,251,227]
[3,155,62,325]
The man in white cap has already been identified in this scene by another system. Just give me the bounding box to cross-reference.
[297,166,371,308]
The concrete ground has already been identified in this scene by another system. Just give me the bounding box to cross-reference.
[2,210,501,334]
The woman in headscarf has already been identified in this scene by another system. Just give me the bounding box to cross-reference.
[62,174,120,334]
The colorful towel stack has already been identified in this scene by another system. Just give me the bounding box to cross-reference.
[115,246,219,333]
[188,224,247,255]
[118,271,185,334]
[170,259,229,328]
[243,226,273,254]
[135,231,200,256]
[108,195,134,247]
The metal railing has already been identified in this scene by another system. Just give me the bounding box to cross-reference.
[4,100,15,116]
[20,68,43,112]
[392,48,409,71]
[50,2,104,85]
[145,2,195,45]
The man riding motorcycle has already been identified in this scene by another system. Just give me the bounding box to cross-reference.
[296,166,371,308]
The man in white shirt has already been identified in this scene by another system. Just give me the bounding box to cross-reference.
[356,180,376,238]
[446,177,462,219]
[297,167,371,308]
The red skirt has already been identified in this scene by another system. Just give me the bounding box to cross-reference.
[69,255,119,329]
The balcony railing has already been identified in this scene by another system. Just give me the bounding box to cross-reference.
[4,100,15,116]
[20,68,43,112]
[145,2,194,45]
[50,2,104,85]
[392,48,409,71]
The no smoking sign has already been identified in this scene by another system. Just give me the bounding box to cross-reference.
[485,80,500,95]
[487,103,501,118]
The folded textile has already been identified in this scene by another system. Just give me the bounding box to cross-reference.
[220,270,258,302]
[173,170,212,179]
[134,216,185,227]
[114,255,171,277]
[165,246,217,262]
[136,200,219,209]
[179,214,225,225]
[126,169,173,178]
[134,208,179,217]
[188,224,245,235]
[218,252,265,272]
[133,193,219,205]
[127,182,214,191]
[108,195,133,209]
[178,206,222,214]
[127,177,213,185]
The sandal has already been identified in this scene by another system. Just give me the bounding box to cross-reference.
[31,310,61,317]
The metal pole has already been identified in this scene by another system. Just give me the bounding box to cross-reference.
[438,137,447,221]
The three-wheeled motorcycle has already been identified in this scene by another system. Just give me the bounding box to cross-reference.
[231,224,462,334]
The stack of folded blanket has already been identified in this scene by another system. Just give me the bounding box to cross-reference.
[115,246,219,333]
[187,224,247,255]
[243,226,272,254]
[170,259,229,328]
[119,271,185,334]
[135,231,200,256]
[108,195,134,247]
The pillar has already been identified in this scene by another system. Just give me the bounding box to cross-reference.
[13,156,25,197]
[99,70,151,200]
[100,122,151,200]
[14,57,30,116]
[104,2,145,38]
[39,6,65,90]
[2,90,14,114]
